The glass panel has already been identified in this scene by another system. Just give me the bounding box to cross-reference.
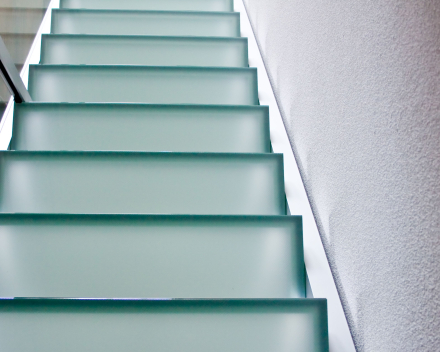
[29,66,259,105]
[0,299,329,352]
[0,214,305,298]
[41,35,248,67]
[51,10,240,37]
[60,0,234,12]
[0,152,286,215]
[11,104,269,153]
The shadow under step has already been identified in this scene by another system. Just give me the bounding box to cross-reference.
[11,103,270,153]
[0,151,285,215]
[29,65,258,105]
[0,214,304,298]
[0,299,329,352]
[60,0,234,12]
[41,34,248,67]
[51,9,240,37]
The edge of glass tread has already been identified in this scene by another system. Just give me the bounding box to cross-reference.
[29,64,257,72]
[0,151,281,158]
[40,33,248,50]
[13,102,267,109]
[0,297,327,309]
[51,8,241,16]
[0,213,298,222]
[41,33,248,42]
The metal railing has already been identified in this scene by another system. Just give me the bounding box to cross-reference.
[0,35,31,103]
[0,0,57,149]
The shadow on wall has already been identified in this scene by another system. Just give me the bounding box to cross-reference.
[243,0,440,351]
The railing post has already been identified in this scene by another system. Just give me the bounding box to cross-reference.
[0,36,32,103]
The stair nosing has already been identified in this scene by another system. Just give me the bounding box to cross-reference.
[53,8,240,16]
[41,33,248,42]
[0,150,282,158]
[29,64,257,71]
[15,102,268,109]
[0,213,298,221]
[0,297,326,306]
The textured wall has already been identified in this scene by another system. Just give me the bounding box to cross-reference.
[243,0,440,351]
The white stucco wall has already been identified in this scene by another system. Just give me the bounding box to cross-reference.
[243,0,440,351]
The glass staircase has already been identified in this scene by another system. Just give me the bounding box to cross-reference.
[0,0,329,351]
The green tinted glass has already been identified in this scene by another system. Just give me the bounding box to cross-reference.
[0,214,305,298]
[51,9,240,37]
[12,103,269,153]
[41,35,248,67]
[29,65,258,105]
[0,299,329,352]
[60,0,234,12]
[0,152,285,215]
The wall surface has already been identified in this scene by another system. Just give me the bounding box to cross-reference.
[243,0,440,351]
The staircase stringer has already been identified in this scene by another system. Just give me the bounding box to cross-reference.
[233,1,356,351]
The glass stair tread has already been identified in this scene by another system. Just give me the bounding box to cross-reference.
[28,65,258,105]
[0,298,329,352]
[51,9,240,37]
[60,0,234,12]
[11,103,270,153]
[40,34,248,67]
[0,214,304,298]
[0,151,285,215]
[2,4,330,348]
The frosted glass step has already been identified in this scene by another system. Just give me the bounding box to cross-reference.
[0,299,329,352]
[29,65,258,105]
[60,0,234,12]
[51,9,240,37]
[11,104,270,153]
[0,214,304,298]
[41,35,248,67]
[0,152,285,215]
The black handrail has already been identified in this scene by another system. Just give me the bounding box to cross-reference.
[0,35,32,103]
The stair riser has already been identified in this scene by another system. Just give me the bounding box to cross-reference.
[41,35,248,67]
[51,10,240,37]
[12,104,270,153]
[60,0,234,12]
[0,300,329,352]
[0,152,285,215]
[0,215,304,298]
[28,66,258,105]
